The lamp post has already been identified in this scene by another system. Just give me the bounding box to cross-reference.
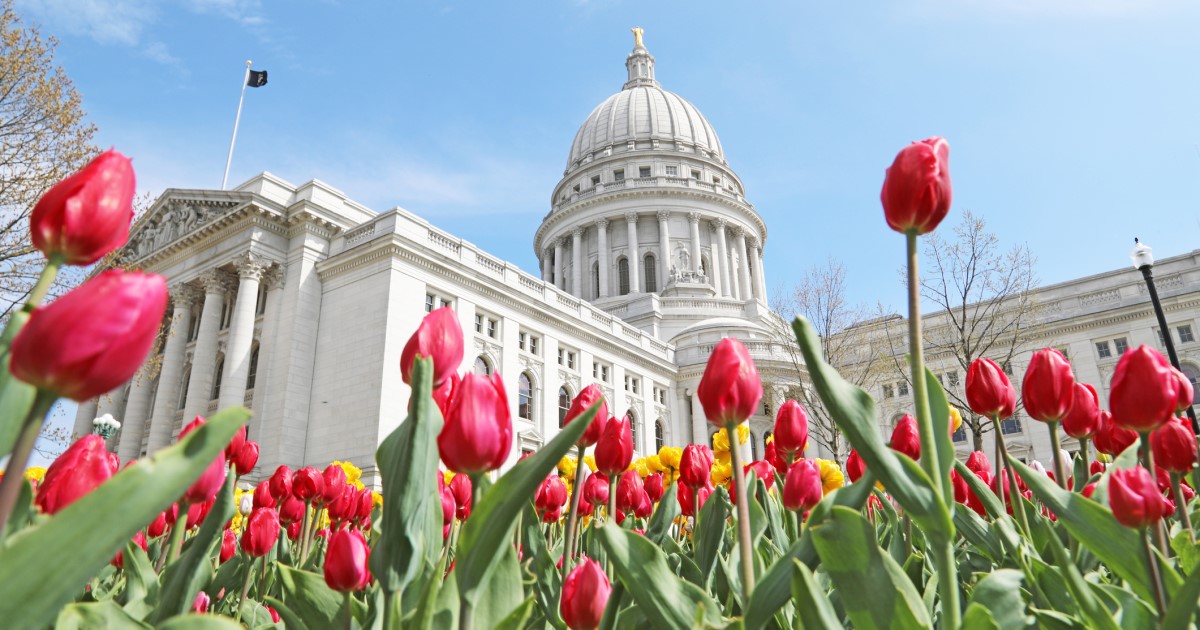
[92,413,121,441]
[1130,238,1199,434]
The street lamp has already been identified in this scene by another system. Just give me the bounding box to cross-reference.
[92,413,121,440]
[1130,238,1199,433]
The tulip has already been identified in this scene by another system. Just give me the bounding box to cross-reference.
[449,473,472,520]
[432,372,459,418]
[889,415,921,461]
[291,466,324,503]
[401,306,464,387]
[560,558,611,630]
[1094,410,1138,457]
[583,472,609,507]
[356,488,374,522]
[440,485,455,537]
[680,444,714,489]
[644,472,665,504]
[242,508,281,557]
[595,415,634,477]
[764,441,787,476]
[148,511,168,538]
[1022,349,1076,423]
[782,459,822,513]
[268,465,293,500]
[111,531,148,569]
[677,480,712,518]
[219,529,237,564]
[35,434,115,514]
[615,470,643,515]
[439,372,513,474]
[186,497,214,529]
[10,270,168,401]
[253,481,276,509]
[327,486,355,523]
[266,607,281,623]
[880,137,952,235]
[744,460,775,490]
[696,338,763,427]
[1110,345,1180,433]
[950,468,969,505]
[320,464,347,505]
[965,358,1016,419]
[233,441,259,477]
[107,452,120,472]
[325,529,372,591]
[30,149,136,265]
[535,474,568,521]
[845,449,865,483]
[179,417,227,505]
[965,451,991,476]
[1109,467,1171,529]
[563,384,609,447]
[287,520,302,541]
[278,495,305,525]
[773,400,809,458]
[238,492,254,517]
[192,591,210,614]
[1152,417,1198,474]
[634,490,653,519]
[1172,367,1195,414]
[1062,383,1102,440]
[225,426,247,464]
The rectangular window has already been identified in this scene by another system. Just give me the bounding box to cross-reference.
[474,314,483,334]
[1114,337,1129,355]
[712,176,720,185]
[529,336,539,355]
[591,175,600,186]
[947,371,959,387]
[1001,415,1023,435]
[559,347,578,370]
[593,362,610,383]
[883,384,894,399]
[518,332,527,350]
[1096,341,1112,359]
[690,169,701,180]
[1181,325,1195,343]
[486,318,498,339]
[665,165,678,176]
[638,166,651,178]
[1158,329,1168,346]
[425,292,452,313]
[613,169,625,181]
[425,294,436,313]
[952,425,966,443]
[897,381,909,396]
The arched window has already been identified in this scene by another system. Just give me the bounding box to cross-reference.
[592,262,600,299]
[749,431,758,459]
[246,342,260,390]
[1182,364,1200,406]
[626,408,639,451]
[211,354,225,400]
[654,420,665,452]
[518,372,534,420]
[558,386,573,426]
[178,366,192,409]
[644,254,657,292]
[473,355,493,376]
[617,257,630,295]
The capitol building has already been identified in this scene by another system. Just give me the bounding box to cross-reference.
[73,32,804,480]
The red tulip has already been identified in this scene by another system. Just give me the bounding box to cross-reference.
[1109,467,1171,529]
[634,489,653,519]
[400,306,464,387]
[744,460,775,490]
[677,480,712,518]
[164,503,180,527]
[1110,345,1180,432]
[696,338,763,427]
[320,464,347,505]
[325,529,372,592]
[1093,410,1138,456]
[266,607,281,623]
[966,358,1016,419]
[148,510,168,538]
[595,415,633,477]
[179,417,227,505]
[1172,367,1195,414]
[1061,383,1102,440]
[560,558,611,630]
[950,468,969,505]
[880,137,952,235]
[965,450,991,476]
[1152,417,1198,474]
[10,270,167,401]
[219,529,237,564]
[782,459,822,513]
[583,472,609,507]
[328,486,356,523]
[356,488,373,522]
[615,470,643,515]
[535,474,568,521]
[440,485,455,538]
[107,452,120,472]
[563,384,608,447]
[773,400,809,457]
[30,149,136,265]
[764,440,787,476]
[186,497,214,529]
[644,472,665,504]
[889,415,921,461]
[225,426,247,463]
[192,591,210,614]
[846,449,865,483]
[233,441,259,477]
[268,465,293,500]
[35,434,115,514]
[449,473,472,520]
[432,372,459,418]
[278,495,305,525]
[111,531,147,569]
[439,372,513,473]
[242,508,281,557]
[1021,349,1075,423]
[292,467,324,502]
[680,444,714,490]
[253,481,276,509]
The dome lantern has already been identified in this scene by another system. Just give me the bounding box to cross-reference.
[624,27,657,89]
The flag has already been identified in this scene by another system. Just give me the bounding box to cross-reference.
[247,69,268,88]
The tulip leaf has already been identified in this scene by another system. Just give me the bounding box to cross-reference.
[1162,561,1200,630]
[276,564,345,627]
[454,400,594,608]
[121,539,161,617]
[694,485,731,588]
[55,600,152,629]
[1040,512,1122,630]
[0,406,247,629]
[0,309,35,459]
[953,506,1002,563]
[646,481,679,545]
[596,522,724,628]
[953,459,1004,520]
[924,367,956,507]
[809,506,931,630]
[371,356,444,596]
[966,569,1030,630]
[791,559,843,629]
[469,545,525,628]
[157,614,246,629]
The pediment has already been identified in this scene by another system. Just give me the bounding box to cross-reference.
[124,192,249,262]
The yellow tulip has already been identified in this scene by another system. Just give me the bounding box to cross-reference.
[814,458,845,496]
[657,446,682,470]
[948,406,963,433]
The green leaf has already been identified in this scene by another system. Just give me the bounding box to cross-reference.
[276,564,345,627]
[1171,530,1200,576]
[791,560,843,629]
[1163,560,1200,630]
[953,507,1001,563]
[924,367,956,507]
[3,476,33,536]
[953,459,1004,520]
[1038,522,1120,630]
[493,597,536,630]
[597,523,724,628]
[370,356,444,595]
[157,614,247,629]
[809,506,931,630]
[120,539,160,617]
[470,545,525,628]
[0,309,35,459]
[693,485,731,588]
[967,569,1029,630]
[646,481,679,545]
[0,406,248,630]
[55,600,151,629]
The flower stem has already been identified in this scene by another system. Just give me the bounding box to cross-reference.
[992,414,1006,511]
[1171,473,1195,543]
[235,558,255,622]
[1143,528,1167,616]
[726,422,755,604]
[166,500,191,565]
[561,446,589,577]
[1138,431,1170,556]
[0,389,56,539]
[1048,422,1068,490]
[607,477,618,526]
[344,591,354,630]
[1079,439,1090,489]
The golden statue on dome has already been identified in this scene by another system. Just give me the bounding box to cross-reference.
[632,26,644,48]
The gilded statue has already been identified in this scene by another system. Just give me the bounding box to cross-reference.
[632,27,644,49]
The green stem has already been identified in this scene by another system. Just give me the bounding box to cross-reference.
[1047,422,1068,490]
[344,591,354,630]
[235,558,255,622]
[561,446,589,577]
[166,500,191,565]
[0,390,56,539]
[607,477,618,526]
[1079,439,1090,489]
[25,255,63,309]
[1171,473,1195,543]
[999,437,1033,537]
[1143,528,1167,617]
[992,416,1006,513]
[726,422,755,604]
[1138,432,1170,557]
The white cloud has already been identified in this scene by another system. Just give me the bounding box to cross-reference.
[182,0,265,26]
[918,0,1195,18]
[143,41,182,67]
[15,0,157,46]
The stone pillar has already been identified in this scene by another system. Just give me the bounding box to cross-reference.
[754,241,768,302]
[656,210,671,290]
[553,240,564,290]
[219,254,268,409]
[734,228,752,302]
[710,219,729,298]
[145,285,197,454]
[250,265,285,442]
[687,212,702,273]
[571,227,584,298]
[596,219,610,298]
[690,390,708,445]
[541,250,551,282]
[117,367,157,461]
[707,222,723,295]
[625,212,640,293]
[93,386,127,452]
[183,270,231,421]
[747,237,763,301]
[72,398,99,441]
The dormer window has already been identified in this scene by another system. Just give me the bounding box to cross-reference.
[614,169,625,181]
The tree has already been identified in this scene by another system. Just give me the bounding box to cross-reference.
[771,257,889,464]
[881,210,1039,451]
[0,0,97,319]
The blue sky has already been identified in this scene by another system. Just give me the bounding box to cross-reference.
[17,0,1200,313]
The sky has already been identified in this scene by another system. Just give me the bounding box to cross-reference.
[14,0,1200,460]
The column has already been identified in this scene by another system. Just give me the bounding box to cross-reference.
[690,390,708,445]
[754,241,768,301]
[571,227,584,298]
[72,399,99,441]
[596,219,610,298]
[715,219,731,297]
[708,222,723,295]
[116,368,156,461]
[734,228,752,301]
[94,386,127,452]
[541,250,552,282]
[687,212,702,272]
[145,285,197,454]
[656,210,671,290]
[625,212,640,293]
[250,265,285,442]
[747,237,763,301]
[553,239,564,290]
[219,253,269,409]
[183,270,231,421]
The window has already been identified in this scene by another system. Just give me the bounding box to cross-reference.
[1180,325,1195,344]
[518,332,541,355]
[558,347,577,370]
[1001,415,1023,435]
[246,343,260,390]
[1158,329,1168,346]
[883,384,894,399]
[614,169,625,181]
[178,366,192,409]
[947,371,959,387]
[712,175,721,185]
[572,184,580,193]
[626,410,638,450]
[625,375,640,395]
[256,284,268,315]
[518,373,534,420]
[591,175,600,187]
[1096,341,1112,359]
[518,332,526,350]
[1179,363,1200,406]
[897,381,909,396]
[188,309,201,341]
[530,337,539,355]
[475,313,499,339]
[763,401,772,416]
[665,165,678,177]
[617,258,630,295]
[425,293,452,313]
[655,420,665,452]
[220,300,234,330]
[749,431,757,459]
[593,361,610,383]
[644,254,657,292]
[592,262,600,299]
[211,355,225,400]
[638,166,651,178]
[654,387,667,405]
[690,169,701,180]
[473,356,492,376]
[952,425,966,443]
[1114,337,1129,355]
[558,386,573,426]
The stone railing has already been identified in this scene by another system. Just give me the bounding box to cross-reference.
[559,175,744,209]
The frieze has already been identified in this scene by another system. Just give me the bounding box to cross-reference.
[128,200,238,260]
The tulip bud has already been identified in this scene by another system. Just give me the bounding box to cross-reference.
[30,149,136,265]
[447,473,472,520]
[10,270,167,401]
[357,488,374,522]
[965,451,991,476]
[268,465,293,500]
[1022,349,1076,423]
[880,137,952,235]
[764,441,787,476]
[148,510,168,538]
[266,607,281,623]
[677,480,712,518]
[595,415,634,477]
[279,495,305,525]
[400,306,464,387]
[242,508,281,557]
[1061,383,1102,440]
[696,338,763,427]
[35,434,115,514]
[889,415,921,461]
[644,472,664,504]
[320,464,348,506]
[179,417,227,505]
[583,472,609,507]
[561,558,611,630]
[220,529,238,564]
[186,497,214,529]
[238,493,254,517]
[1152,417,1198,474]
[535,474,568,521]
[292,467,324,502]
[439,372,513,474]
[253,481,276,509]
[1110,345,1180,432]
[680,444,714,490]
[615,470,643,515]
[1171,367,1195,415]
[1109,467,1171,529]
[111,531,147,569]
[782,459,822,513]
[233,441,259,477]
[440,485,455,532]
[634,489,653,519]
[225,426,247,464]
[325,529,372,592]
[966,358,1016,419]
[772,400,809,457]
[950,469,969,504]
[192,591,210,614]
[1093,410,1138,457]
[563,384,609,447]
[744,460,775,490]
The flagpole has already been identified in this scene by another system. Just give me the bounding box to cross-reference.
[222,60,252,190]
